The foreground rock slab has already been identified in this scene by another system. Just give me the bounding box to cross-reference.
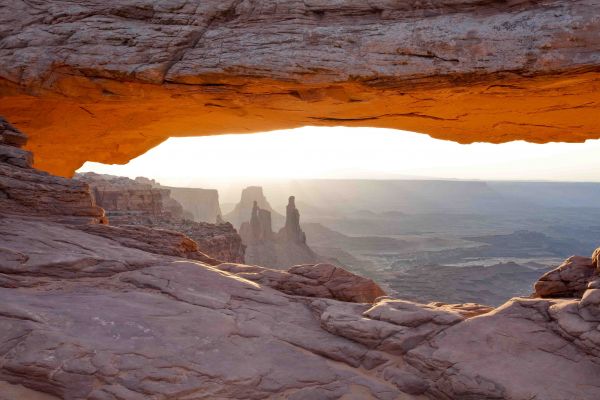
[0,217,414,400]
[2,214,600,399]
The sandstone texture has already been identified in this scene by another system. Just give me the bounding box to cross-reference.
[534,255,599,298]
[218,262,386,304]
[77,173,186,221]
[1,1,599,175]
[2,131,600,398]
[77,173,245,263]
[0,118,104,224]
[77,223,222,267]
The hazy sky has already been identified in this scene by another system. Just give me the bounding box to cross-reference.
[79,126,600,187]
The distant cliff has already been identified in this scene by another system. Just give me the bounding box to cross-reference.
[134,177,222,223]
[78,173,184,222]
[224,186,284,229]
[166,187,222,223]
[76,173,244,263]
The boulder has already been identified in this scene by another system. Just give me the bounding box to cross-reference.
[217,262,386,304]
[534,255,598,298]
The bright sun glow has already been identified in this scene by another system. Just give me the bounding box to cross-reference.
[78,126,600,187]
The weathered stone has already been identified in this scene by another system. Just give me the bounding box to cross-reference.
[76,172,245,263]
[427,302,495,318]
[2,179,600,398]
[77,172,184,221]
[0,152,104,224]
[0,216,408,399]
[217,262,386,303]
[238,192,321,268]
[77,224,221,266]
[1,1,600,175]
[534,255,598,298]
[592,246,600,269]
[0,117,27,149]
[405,297,600,399]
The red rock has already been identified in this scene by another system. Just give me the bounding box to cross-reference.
[0,123,105,224]
[217,262,386,303]
[1,2,600,176]
[76,173,245,263]
[534,255,598,298]
[78,224,222,266]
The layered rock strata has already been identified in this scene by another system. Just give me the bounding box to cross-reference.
[0,118,105,224]
[1,1,600,175]
[217,262,386,304]
[131,217,246,264]
[0,120,600,400]
[2,210,600,399]
[77,173,185,222]
[76,173,245,263]
[1,125,600,398]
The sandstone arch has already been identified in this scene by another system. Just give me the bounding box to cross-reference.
[0,0,599,176]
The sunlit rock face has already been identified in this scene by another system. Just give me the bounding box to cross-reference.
[2,121,600,399]
[1,1,600,176]
[76,172,185,221]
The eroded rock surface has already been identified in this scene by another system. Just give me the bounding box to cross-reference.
[77,172,186,221]
[0,118,104,224]
[0,215,416,399]
[77,223,221,266]
[218,262,386,303]
[2,122,600,398]
[1,1,599,175]
[534,255,599,298]
[76,172,245,263]
[240,195,323,268]
[406,297,600,400]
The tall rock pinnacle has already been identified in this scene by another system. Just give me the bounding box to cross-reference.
[280,196,307,244]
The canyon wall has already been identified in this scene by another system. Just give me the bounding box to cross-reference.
[77,173,245,263]
[0,1,599,175]
[135,177,223,223]
[78,173,184,222]
[162,187,222,223]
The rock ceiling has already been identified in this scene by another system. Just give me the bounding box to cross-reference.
[0,0,599,175]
